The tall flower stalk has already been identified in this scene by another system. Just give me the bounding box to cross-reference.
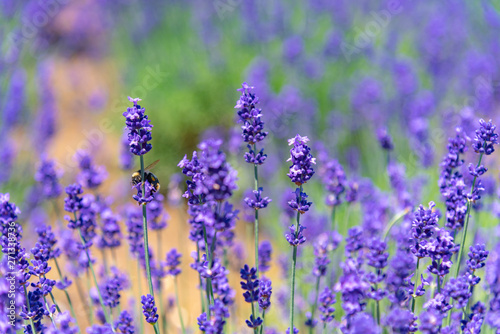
[123,97,160,334]
[286,135,316,332]
[235,82,271,277]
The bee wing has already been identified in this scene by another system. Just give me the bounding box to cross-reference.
[145,159,160,171]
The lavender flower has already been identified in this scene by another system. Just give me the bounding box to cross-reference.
[444,275,471,309]
[258,241,272,273]
[318,286,336,323]
[419,309,443,334]
[383,307,418,333]
[467,244,489,271]
[75,150,108,189]
[146,193,168,230]
[472,119,498,155]
[288,188,312,213]
[34,156,63,199]
[245,188,272,210]
[240,264,259,304]
[141,294,158,324]
[319,158,346,207]
[258,278,272,310]
[287,135,316,186]
[123,97,153,156]
[235,82,268,145]
[114,310,135,334]
[377,128,394,151]
[410,202,439,259]
[165,248,182,276]
[197,299,229,333]
[313,235,331,277]
[285,224,306,246]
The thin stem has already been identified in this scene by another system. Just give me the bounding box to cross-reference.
[157,231,167,334]
[139,155,160,334]
[251,301,258,334]
[383,208,410,241]
[201,223,213,310]
[411,258,421,313]
[174,277,186,334]
[77,226,115,331]
[196,243,206,314]
[54,258,81,333]
[101,248,109,276]
[259,310,266,334]
[42,294,57,328]
[289,185,303,333]
[308,276,321,334]
[253,143,260,277]
[24,285,38,334]
[137,260,144,334]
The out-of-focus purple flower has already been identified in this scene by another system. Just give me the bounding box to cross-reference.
[286,326,299,334]
[319,158,346,207]
[383,307,418,333]
[165,248,182,276]
[287,135,316,186]
[141,294,158,324]
[0,136,15,185]
[197,299,229,333]
[34,61,57,151]
[318,286,336,323]
[258,240,272,273]
[35,156,63,199]
[313,234,331,277]
[419,309,443,334]
[114,310,134,334]
[119,127,135,170]
[101,273,124,309]
[75,150,107,189]
[345,226,364,255]
[2,67,26,127]
[345,312,380,334]
[97,209,121,249]
[377,128,394,151]
[283,35,304,63]
[472,119,498,155]
[146,193,168,230]
[123,97,153,156]
[444,275,471,309]
[336,258,370,316]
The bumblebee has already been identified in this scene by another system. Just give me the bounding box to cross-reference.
[131,160,161,193]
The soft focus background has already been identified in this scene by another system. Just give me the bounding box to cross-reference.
[2,0,500,333]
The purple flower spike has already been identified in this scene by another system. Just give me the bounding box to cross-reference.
[141,294,158,324]
[285,224,307,246]
[165,248,182,276]
[377,128,394,151]
[467,244,489,271]
[318,287,336,323]
[258,278,272,310]
[288,188,312,213]
[472,119,498,155]
[35,156,63,199]
[258,241,272,273]
[123,97,153,156]
[287,135,316,186]
[235,82,268,146]
[245,187,272,210]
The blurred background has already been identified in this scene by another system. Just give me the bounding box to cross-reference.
[1,0,500,332]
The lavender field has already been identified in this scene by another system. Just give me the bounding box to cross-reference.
[1,1,500,334]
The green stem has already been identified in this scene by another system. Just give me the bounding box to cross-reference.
[77,226,115,330]
[101,248,109,276]
[309,276,321,334]
[289,185,303,333]
[259,310,266,334]
[54,258,81,333]
[174,277,186,334]
[157,231,167,334]
[253,143,260,276]
[24,285,38,334]
[196,243,206,314]
[137,260,144,334]
[251,302,258,334]
[383,208,410,241]
[139,155,160,334]
[411,258,420,313]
